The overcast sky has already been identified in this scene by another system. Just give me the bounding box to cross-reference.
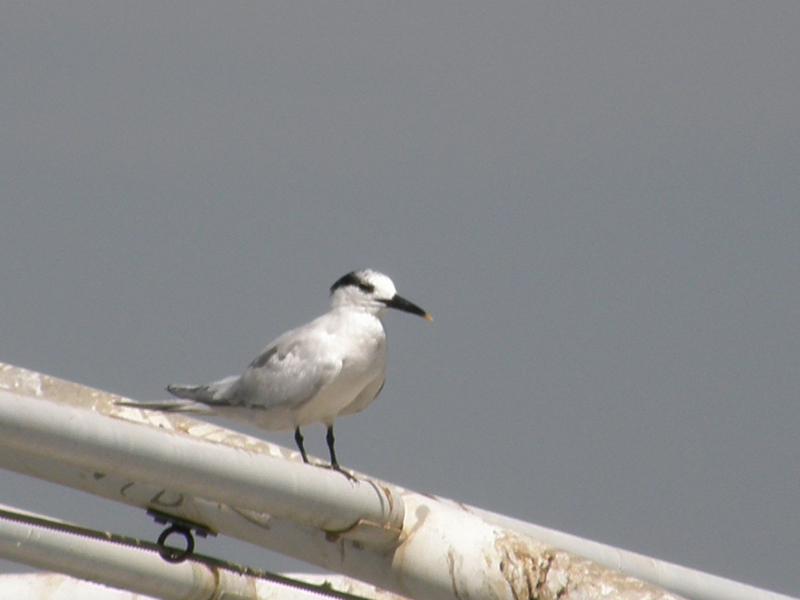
[1,2,799,597]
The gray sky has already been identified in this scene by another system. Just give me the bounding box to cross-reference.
[1,2,799,596]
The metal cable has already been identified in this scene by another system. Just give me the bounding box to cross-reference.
[0,505,385,600]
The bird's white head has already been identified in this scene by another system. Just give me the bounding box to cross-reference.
[330,269,432,321]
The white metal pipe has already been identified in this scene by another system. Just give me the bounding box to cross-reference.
[0,369,682,600]
[0,505,251,600]
[0,572,411,600]
[469,506,798,600]
[0,574,141,600]
[0,390,403,542]
[0,363,792,600]
[384,492,684,600]
[0,504,396,600]
[222,489,686,600]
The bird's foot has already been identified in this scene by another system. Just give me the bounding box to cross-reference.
[321,462,357,482]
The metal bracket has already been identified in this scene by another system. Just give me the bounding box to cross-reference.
[147,508,216,563]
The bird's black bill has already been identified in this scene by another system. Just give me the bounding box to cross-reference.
[384,294,433,321]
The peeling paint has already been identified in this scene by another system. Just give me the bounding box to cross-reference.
[231,507,274,530]
[493,530,688,600]
[496,533,567,600]
[384,486,395,514]
[400,504,429,544]
[150,490,184,507]
[0,365,43,397]
[390,504,430,597]
[119,482,135,498]
[446,549,465,600]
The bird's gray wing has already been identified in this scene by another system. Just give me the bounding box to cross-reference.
[235,329,342,412]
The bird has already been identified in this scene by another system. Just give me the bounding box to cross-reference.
[123,269,431,473]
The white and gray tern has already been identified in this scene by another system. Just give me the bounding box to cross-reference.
[125,269,431,472]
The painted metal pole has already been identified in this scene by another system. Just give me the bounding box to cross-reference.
[0,363,793,600]
[0,571,412,600]
[471,507,797,600]
[0,503,410,600]
[0,504,256,600]
[0,390,403,545]
[0,365,685,600]
[0,574,141,600]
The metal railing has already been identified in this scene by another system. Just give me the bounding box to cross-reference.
[0,362,794,600]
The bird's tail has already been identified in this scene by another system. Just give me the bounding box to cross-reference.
[115,398,213,413]
[165,375,238,405]
[116,376,238,413]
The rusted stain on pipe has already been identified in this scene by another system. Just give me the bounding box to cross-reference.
[494,530,684,600]
[496,533,565,600]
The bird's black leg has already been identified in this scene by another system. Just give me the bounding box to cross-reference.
[324,425,356,481]
[326,425,339,470]
[294,427,309,463]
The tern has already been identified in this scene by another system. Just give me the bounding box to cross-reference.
[124,269,431,472]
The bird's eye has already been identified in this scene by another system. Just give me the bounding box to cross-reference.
[357,282,375,294]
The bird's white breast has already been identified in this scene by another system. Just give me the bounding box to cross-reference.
[294,310,387,426]
[235,309,388,430]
